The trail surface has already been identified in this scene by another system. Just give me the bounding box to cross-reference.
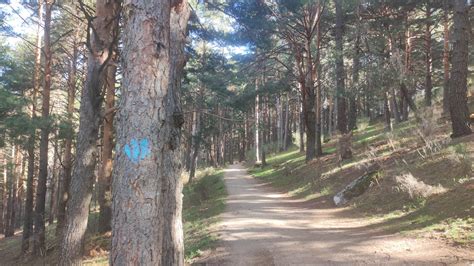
[197,164,473,265]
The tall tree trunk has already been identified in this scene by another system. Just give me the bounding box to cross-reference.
[97,58,116,234]
[15,155,25,229]
[0,150,5,234]
[442,0,450,114]
[111,1,189,264]
[5,145,20,237]
[315,16,323,156]
[48,138,59,224]
[22,0,42,252]
[402,17,412,121]
[277,95,282,150]
[59,0,120,264]
[255,79,261,163]
[56,35,78,236]
[390,88,401,123]
[348,5,360,131]
[283,94,290,151]
[188,106,201,182]
[334,0,347,134]
[33,0,53,254]
[299,96,305,152]
[424,4,433,107]
[448,0,472,138]
[384,92,392,131]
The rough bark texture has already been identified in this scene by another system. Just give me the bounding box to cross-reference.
[448,0,472,138]
[349,10,360,131]
[424,5,433,107]
[98,60,116,233]
[22,0,42,252]
[33,1,52,254]
[111,0,189,264]
[442,0,450,114]
[59,0,120,264]
[303,37,316,161]
[334,0,347,134]
[315,35,323,156]
[56,36,78,235]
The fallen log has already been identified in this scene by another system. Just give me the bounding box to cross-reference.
[333,167,381,206]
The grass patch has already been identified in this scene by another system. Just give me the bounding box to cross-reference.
[249,117,474,246]
[183,169,227,262]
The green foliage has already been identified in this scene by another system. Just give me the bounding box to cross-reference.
[0,41,38,147]
[183,169,227,261]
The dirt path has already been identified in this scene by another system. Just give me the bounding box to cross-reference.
[197,164,474,265]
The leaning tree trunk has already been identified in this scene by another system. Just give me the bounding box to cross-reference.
[33,0,52,254]
[448,0,472,138]
[97,57,117,233]
[111,0,189,264]
[59,0,120,264]
[22,0,42,252]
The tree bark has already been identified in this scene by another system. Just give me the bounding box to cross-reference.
[111,0,189,264]
[0,150,5,234]
[334,0,347,134]
[188,106,201,182]
[22,0,42,252]
[59,0,120,264]
[442,0,450,114]
[255,79,261,163]
[448,0,472,138]
[348,5,360,131]
[97,57,117,233]
[56,34,78,236]
[424,4,433,107]
[5,145,18,237]
[384,92,392,131]
[401,18,412,121]
[48,138,59,224]
[283,93,290,151]
[33,0,53,254]
[315,14,323,156]
[299,96,305,152]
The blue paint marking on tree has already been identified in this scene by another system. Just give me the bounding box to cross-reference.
[124,138,151,163]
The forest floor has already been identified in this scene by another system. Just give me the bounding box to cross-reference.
[196,164,474,265]
[196,107,474,265]
[0,169,227,265]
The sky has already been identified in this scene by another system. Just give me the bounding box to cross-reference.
[1,0,249,58]
[1,0,36,46]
